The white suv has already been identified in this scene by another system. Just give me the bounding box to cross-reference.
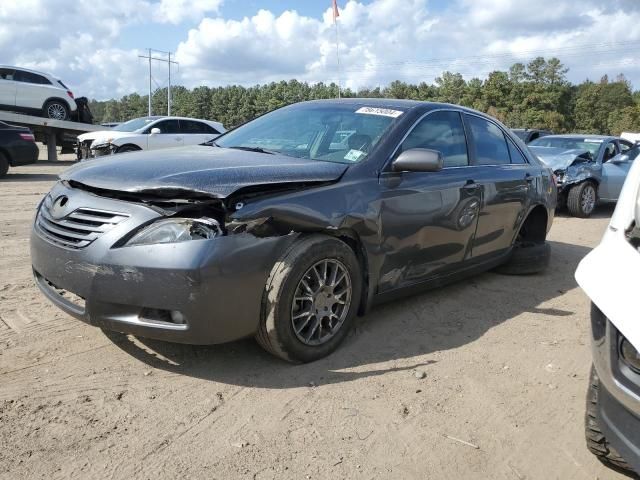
[0,66,77,121]
[77,116,226,158]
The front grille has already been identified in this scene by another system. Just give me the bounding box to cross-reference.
[36,206,129,249]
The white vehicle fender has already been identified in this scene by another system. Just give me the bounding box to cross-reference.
[576,157,640,349]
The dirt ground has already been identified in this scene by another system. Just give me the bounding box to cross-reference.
[0,160,629,480]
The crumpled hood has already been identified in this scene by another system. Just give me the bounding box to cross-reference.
[60,145,349,198]
[529,147,590,171]
[77,130,113,144]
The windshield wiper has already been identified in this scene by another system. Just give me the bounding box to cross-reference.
[228,146,277,155]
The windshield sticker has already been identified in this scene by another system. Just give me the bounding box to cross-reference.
[355,107,403,118]
[584,139,603,143]
[344,149,366,162]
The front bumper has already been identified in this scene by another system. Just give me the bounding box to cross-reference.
[10,142,39,166]
[591,307,640,474]
[30,183,298,344]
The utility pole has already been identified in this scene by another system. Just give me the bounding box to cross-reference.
[138,49,179,116]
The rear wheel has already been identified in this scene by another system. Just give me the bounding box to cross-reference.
[567,181,597,218]
[0,152,9,178]
[256,235,361,363]
[585,366,633,474]
[43,100,69,121]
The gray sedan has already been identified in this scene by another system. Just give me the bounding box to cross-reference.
[529,134,637,217]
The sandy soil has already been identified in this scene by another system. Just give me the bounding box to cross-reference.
[0,161,629,480]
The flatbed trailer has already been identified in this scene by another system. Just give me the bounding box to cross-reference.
[0,111,104,161]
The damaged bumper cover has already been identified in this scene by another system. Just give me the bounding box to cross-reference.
[30,182,298,344]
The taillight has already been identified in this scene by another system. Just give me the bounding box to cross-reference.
[67,90,74,99]
[19,133,35,142]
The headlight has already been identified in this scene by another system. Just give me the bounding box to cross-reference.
[125,218,222,246]
[554,171,565,184]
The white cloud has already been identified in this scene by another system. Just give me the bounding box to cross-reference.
[2,0,640,100]
[153,0,223,24]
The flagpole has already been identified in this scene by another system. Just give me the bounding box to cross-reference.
[333,3,341,99]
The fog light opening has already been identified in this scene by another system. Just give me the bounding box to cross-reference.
[139,308,187,326]
[170,310,185,325]
[620,337,640,374]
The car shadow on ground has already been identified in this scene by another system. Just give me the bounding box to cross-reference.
[555,203,615,219]
[103,239,592,389]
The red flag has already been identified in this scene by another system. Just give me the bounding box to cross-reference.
[332,0,340,23]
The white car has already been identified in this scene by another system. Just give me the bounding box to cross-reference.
[575,148,640,475]
[0,65,77,120]
[77,116,226,159]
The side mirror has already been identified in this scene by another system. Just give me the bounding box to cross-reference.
[611,154,629,164]
[150,127,161,135]
[392,148,443,172]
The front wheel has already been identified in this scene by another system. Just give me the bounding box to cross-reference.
[585,366,633,473]
[256,235,362,363]
[43,100,69,121]
[567,181,597,218]
[116,145,141,154]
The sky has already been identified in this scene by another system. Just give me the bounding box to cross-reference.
[1,0,640,100]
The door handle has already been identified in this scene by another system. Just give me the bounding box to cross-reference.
[525,173,534,183]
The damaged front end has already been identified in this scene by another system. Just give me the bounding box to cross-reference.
[29,175,343,344]
[530,147,600,200]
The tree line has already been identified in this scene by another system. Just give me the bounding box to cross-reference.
[88,57,640,135]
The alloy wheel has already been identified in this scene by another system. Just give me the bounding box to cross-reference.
[47,103,66,120]
[290,259,352,346]
[581,184,596,215]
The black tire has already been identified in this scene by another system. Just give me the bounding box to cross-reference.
[256,235,362,363]
[495,241,550,275]
[116,145,141,154]
[585,366,634,474]
[0,152,9,178]
[567,181,597,218]
[43,100,70,121]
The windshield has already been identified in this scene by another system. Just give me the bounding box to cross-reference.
[113,117,160,132]
[215,104,403,163]
[529,137,603,157]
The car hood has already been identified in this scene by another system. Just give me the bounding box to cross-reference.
[60,145,349,199]
[77,130,112,143]
[528,146,591,171]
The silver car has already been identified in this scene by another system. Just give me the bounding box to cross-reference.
[529,134,637,217]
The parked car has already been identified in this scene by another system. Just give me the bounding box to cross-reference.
[575,154,640,476]
[31,99,556,363]
[0,66,77,120]
[511,128,553,143]
[529,134,636,217]
[76,116,225,159]
[0,121,38,177]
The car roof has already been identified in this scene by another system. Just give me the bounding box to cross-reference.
[539,134,617,141]
[0,64,58,80]
[149,116,224,128]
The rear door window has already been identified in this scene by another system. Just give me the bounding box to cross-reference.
[14,70,51,85]
[507,138,528,164]
[465,115,510,165]
[399,110,469,168]
[181,120,215,134]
